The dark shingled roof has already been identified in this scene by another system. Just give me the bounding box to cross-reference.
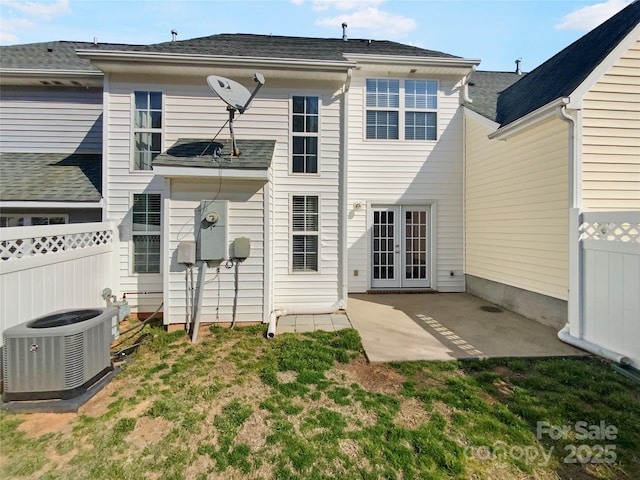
[135,33,459,61]
[0,41,139,71]
[1,34,460,72]
[496,0,640,126]
[0,153,101,202]
[154,139,275,170]
[465,71,525,121]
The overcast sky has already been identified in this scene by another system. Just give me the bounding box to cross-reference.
[0,0,633,71]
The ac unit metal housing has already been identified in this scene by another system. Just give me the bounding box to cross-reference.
[2,307,118,401]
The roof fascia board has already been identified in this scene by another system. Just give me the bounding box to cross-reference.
[76,50,356,72]
[344,53,481,69]
[488,97,569,140]
[567,23,640,109]
[463,106,499,131]
[153,165,269,180]
[0,200,103,208]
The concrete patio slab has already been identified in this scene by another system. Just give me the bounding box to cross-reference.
[275,312,353,334]
[347,293,586,363]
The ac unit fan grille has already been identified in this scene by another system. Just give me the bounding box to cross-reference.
[64,332,85,390]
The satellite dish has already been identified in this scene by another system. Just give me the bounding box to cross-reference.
[206,73,265,156]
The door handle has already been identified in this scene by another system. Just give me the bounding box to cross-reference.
[395,244,400,253]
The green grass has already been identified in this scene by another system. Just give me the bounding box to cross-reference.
[1,324,639,480]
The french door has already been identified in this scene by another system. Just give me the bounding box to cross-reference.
[371,206,430,289]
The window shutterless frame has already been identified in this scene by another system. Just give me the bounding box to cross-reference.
[131,90,164,172]
[0,214,68,227]
[290,95,321,175]
[130,192,162,275]
[289,193,321,274]
[364,78,439,141]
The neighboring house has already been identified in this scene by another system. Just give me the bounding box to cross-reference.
[0,41,116,226]
[464,2,640,328]
[72,33,479,320]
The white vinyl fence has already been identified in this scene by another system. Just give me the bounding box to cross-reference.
[566,209,640,368]
[0,221,119,340]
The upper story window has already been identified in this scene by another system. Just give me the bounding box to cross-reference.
[366,79,438,141]
[291,96,319,174]
[133,91,162,171]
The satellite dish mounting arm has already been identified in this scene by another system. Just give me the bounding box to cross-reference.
[239,73,265,114]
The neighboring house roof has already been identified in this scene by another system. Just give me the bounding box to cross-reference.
[0,41,137,71]
[465,71,525,121]
[496,0,640,126]
[0,34,460,74]
[0,153,101,202]
[154,139,275,170]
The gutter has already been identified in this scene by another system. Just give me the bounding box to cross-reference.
[488,97,569,140]
[0,200,103,209]
[76,49,356,72]
[343,53,480,69]
[0,68,103,78]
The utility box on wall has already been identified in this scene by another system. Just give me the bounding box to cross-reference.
[198,200,228,261]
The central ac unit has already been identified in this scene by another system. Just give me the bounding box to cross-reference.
[2,307,118,401]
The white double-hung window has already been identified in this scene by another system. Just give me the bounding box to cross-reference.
[132,193,161,274]
[133,91,162,170]
[291,195,319,272]
[366,79,438,141]
[366,79,399,140]
[291,96,319,174]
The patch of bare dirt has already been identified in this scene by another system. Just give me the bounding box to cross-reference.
[235,410,272,451]
[333,356,406,394]
[276,370,297,384]
[394,397,430,429]
[16,412,76,439]
[126,416,173,449]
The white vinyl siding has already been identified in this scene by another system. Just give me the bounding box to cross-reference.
[166,179,265,324]
[581,38,640,210]
[105,75,341,316]
[348,72,464,293]
[465,115,569,301]
[0,86,102,153]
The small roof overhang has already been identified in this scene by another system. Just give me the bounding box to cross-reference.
[153,138,275,181]
[0,152,102,203]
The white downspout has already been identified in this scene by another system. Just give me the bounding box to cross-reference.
[558,102,582,340]
[339,68,352,308]
[556,102,628,365]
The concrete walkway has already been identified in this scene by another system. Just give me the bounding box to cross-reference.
[277,313,351,333]
[347,293,586,362]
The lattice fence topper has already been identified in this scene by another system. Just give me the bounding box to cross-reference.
[579,220,640,243]
[0,230,113,261]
